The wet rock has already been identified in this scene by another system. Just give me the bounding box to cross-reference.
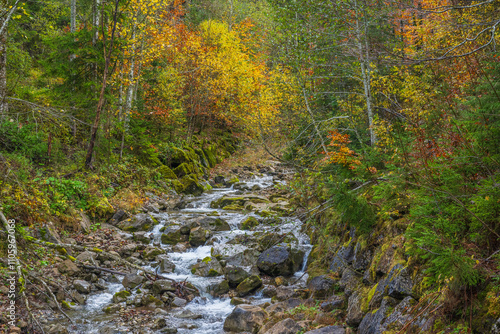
[236,275,263,297]
[241,216,259,230]
[346,292,365,327]
[303,326,345,334]
[265,298,304,315]
[141,294,163,307]
[171,297,187,307]
[257,246,304,277]
[225,265,250,287]
[225,248,260,267]
[191,257,223,277]
[197,217,231,232]
[189,226,211,247]
[263,318,302,334]
[152,280,176,295]
[103,302,124,314]
[109,209,128,226]
[69,290,87,304]
[338,269,362,297]
[176,310,202,320]
[122,273,144,289]
[231,297,250,305]
[142,246,165,260]
[161,227,187,245]
[223,304,268,333]
[112,290,131,303]
[320,295,346,312]
[329,240,355,275]
[117,213,155,232]
[307,275,336,299]
[208,280,230,297]
[156,255,176,273]
[134,231,152,244]
[73,280,91,294]
[57,259,80,276]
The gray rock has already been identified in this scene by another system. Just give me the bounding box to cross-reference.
[142,246,165,260]
[176,310,202,319]
[47,324,69,334]
[78,212,92,234]
[264,318,302,334]
[265,298,304,315]
[329,240,355,275]
[353,242,372,272]
[208,280,230,297]
[118,243,138,257]
[257,246,304,277]
[112,290,131,303]
[70,290,87,304]
[236,275,263,297]
[38,222,62,244]
[223,304,268,333]
[134,231,152,244]
[171,297,187,307]
[57,259,80,276]
[491,318,500,334]
[386,264,413,299]
[197,217,231,231]
[307,275,336,298]
[73,280,91,294]
[122,273,144,289]
[152,280,176,295]
[338,269,361,297]
[346,292,365,327]
[304,326,345,334]
[117,213,155,232]
[358,298,390,334]
[191,257,223,277]
[375,247,395,276]
[189,226,211,247]
[109,209,128,226]
[320,295,346,312]
[161,227,187,245]
[224,265,250,287]
[380,296,415,331]
[76,251,97,264]
[156,255,176,273]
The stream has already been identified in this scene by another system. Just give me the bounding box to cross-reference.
[64,174,312,333]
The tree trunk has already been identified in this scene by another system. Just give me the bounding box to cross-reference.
[71,0,76,33]
[0,28,7,117]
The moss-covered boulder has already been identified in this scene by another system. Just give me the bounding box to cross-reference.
[179,175,204,196]
[116,213,155,232]
[113,290,131,303]
[225,265,250,287]
[142,246,165,260]
[257,246,304,277]
[203,146,217,168]
[157,165,177,180]
[191,257,223,277]
[211,196,246,209]
[197,217,231,232]
[174,163,195,178]
[241,216,259,230]
[189,226,211,247]
[236,275,263,297]
[161,227,187,245]
[208,280,230,297]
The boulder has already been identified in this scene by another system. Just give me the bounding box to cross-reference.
[140,294,163,307]
[307,275,336,299]
[257,246,304,277]
[75,251,97,264]
[263,318,302,334]
[118,243,138,257]
[224,265,250,287]
[57,259,80,276]
[358,298,391,334]
[338,269,361,297]
[156,255,176,273]
[241,216,259,230]
[236,275,263,297]
[223,304,268,333]
[386,264,413,299]
[77,212,92,234]
[142,246,165,260]
[122,274,144,289]
[191,257,223,277]
[329,240,355,275]
[320,295,346,312]
[353,241,372,272]
[152,280,176,295]
[133,231,152,244]
[304,326,345,334]
[38,222,61,244]
[161,227,187,245]
[112,290,131,303]
[73,280,91,294]
[117,213,155,232]
[171,297,187,307]
[109,209,128,226]
[346,292,365,327]
[189,226,211,247]
[46,324,69,334]
[197,217,231,232]
[208,280,230,297]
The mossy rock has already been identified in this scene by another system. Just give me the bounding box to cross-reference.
[191,257,223,277]
[89,196,114,219]
[179,175,204,196]
[223,204,245,211]
[211,196,246,209]
[241,216,259,230]
[236,275,262,297]
[195,148,209,168]
[226,177,240,185]
[113,290,131,303]
[174,163,195,178]
[157,165,177,180]
[161,228,186,244]
[203,146,217,168]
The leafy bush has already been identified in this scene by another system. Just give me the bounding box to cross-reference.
[0,121,48,163]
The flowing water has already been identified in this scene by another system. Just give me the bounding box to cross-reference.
[65,174,312,333]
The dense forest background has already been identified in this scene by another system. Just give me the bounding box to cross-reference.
[0,0,499,331]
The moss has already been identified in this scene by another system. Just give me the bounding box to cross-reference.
[92,247,103,253]
[157,165,177,180]
[203,147,217,168]
[202,256,212,263]
[179,175,204,196]
[194,148,209,168]
[191,267,196,274]
[61,300,72,310]
[68,255,76,261]
[174,163,194,178]
[227,177,240,185]
[223,204,245,211]
[362,283,379,312]
[208,269,219,277]
[241,216,259,230]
